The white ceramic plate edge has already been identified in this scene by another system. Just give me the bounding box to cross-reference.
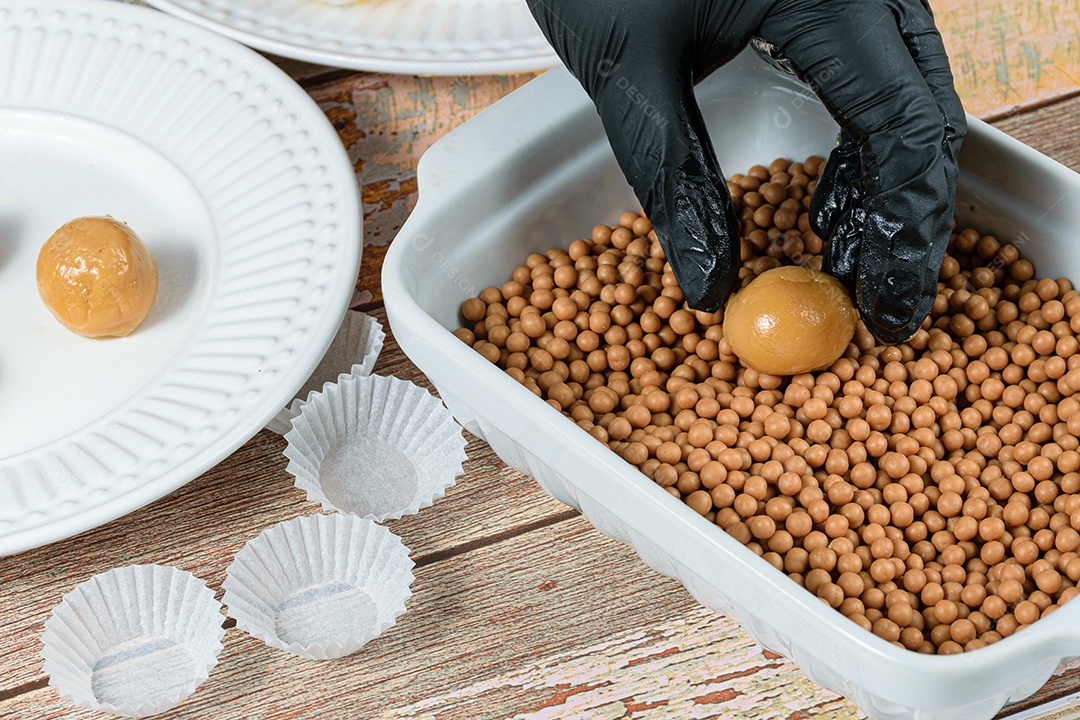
[140,0,559,75]
[0,0,362,555]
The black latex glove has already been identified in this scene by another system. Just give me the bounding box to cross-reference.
[525,0,966,343]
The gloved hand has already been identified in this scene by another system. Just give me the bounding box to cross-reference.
[525,0,966,343]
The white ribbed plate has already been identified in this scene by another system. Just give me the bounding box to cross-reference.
[141,0,558,75]
[0,0,362,555]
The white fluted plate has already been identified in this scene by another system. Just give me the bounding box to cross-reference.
[140,0,557,75]
[0,0,362,555]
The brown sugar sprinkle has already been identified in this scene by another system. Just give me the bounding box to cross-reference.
[455,155,1080,655]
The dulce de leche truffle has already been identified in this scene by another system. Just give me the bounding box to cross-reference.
[722,266,857,375]
[36,216,158,338]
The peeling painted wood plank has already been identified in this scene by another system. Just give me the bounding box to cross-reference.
[123,0,1080,121]
[4,519,861,720]
[1003,661,1080,718]
[991,93,1080,172]
[0,307,570,693]
[1008,696,1080,720]
[307,73,537,306]
[378,605,861,720]
[4,104,1080,720]
[936,0,1080,119]
[5,7,1080,718]
[6,488,1080,719]
[313,47,1079,313]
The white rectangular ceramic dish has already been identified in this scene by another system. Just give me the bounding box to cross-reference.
[382,50,1080,720]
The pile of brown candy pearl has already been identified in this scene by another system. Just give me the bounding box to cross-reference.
[454,155,1080,654]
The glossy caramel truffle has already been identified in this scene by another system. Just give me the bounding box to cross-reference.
[723,266,856,375]
[36,216,158,338]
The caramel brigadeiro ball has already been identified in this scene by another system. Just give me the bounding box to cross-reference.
[723,266,857,375]
[36,216,158,338]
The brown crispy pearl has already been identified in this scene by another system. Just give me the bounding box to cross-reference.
[459,158,1080,656]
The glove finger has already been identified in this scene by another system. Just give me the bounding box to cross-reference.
[691,4,774,79]
[758,0,954,343]
[810,133,861,241]
[524,0,745,313]
[614,62,741,313]
[896,0,967,187]
[813,134,864,293]
[820,203,865,298]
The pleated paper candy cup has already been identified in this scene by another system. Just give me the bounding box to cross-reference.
[266,310,385,434]
[283,373,467,521]
[40,565,225,718]
[222,514,414,660]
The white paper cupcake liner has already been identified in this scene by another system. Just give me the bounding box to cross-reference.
[40,565,225,718]
[283,373,468,521]
[265,310,385,435]
[222,514,414,660]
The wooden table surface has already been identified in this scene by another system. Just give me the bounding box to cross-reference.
[3,3,1080,719]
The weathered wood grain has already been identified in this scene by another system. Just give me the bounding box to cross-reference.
[992,93,1080,172]
[0,308,570,696]
[4,109,1079,720]
[5,6,1080,716]
[7,306,1080,719]
[1000,659,1080,718]
[936,0,1080,120]
[376,604,861,720]
[1,517,860,720]
[3,101,1079,720]
[306,72,538,306]
[125,0,1080,120]
[296,5,1080,310]
[1008,697,1080,720]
